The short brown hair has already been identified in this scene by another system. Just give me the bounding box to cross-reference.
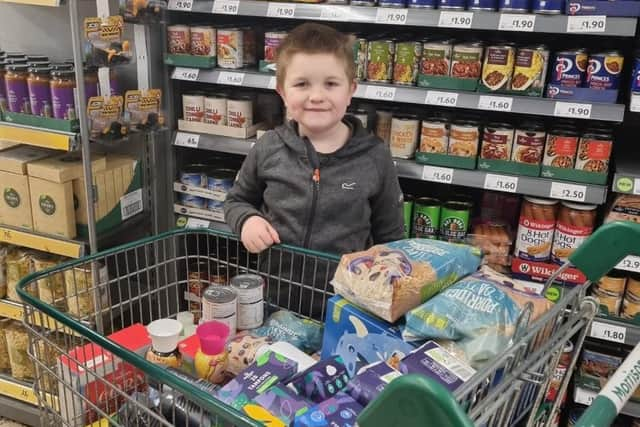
[275,23,355,89]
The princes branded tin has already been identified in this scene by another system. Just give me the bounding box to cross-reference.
[408,0,437,7]
[631,55,640,93]
[585,51,623,91]
[379,0,406,6]
[549,50,588,88]
[532,0,563,13]
[439,0,466,8]
[468,0,498,10]
[499,0,530,12]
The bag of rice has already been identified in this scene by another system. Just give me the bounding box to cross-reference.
[403,266,552,367]
[331,239,482,322]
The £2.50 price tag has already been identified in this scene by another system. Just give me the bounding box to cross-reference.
[212,0,239,14]
[484,174,518,193]
[617,255,640,273]
[422,166,454,184]
[549,182,587,202]
[364,85,396,101]
[438,11,473,29]
[168,0,193,11]
[425,91,458,107]
[567,15,606,33]
[590,321,626,344]
[172,67,199,81]
[376,8,408,25]
[267,2,296,18]
[498,13,535,32]
[478,95,512,112]
[175,132,200,148]
[554,102,592,119]
[217,71,245,86]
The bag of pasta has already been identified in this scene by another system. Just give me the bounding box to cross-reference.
[331,239,482,322]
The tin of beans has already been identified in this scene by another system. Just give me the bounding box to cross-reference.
[481,123,514,160]
[367,40,395,83]
[394,41,422,85]
[512,123,545,164]
[451,42,483,79]
[420,40,452,77]
[353,37,368,82]
[586,51,624,91]
[217,28,243,69]
[264,31,287,64]
[190,26,216,57]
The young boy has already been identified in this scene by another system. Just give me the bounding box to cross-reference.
[224,23,404,255]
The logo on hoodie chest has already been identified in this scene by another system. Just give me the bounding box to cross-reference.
[341,182,357,190]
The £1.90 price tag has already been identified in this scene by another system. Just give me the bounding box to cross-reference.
[590,321,626,344]
[549,182,587,202]
[617,255,640,273]
[212,0,239,14]
[375,8,408,25]
[484,174,518,193]
[422,166,454,184]
[321,5,349,21]
[175,132,200,148]
[554,102,592,119]
[438,11,473,29]
[172,67,199,81]
[364,85,396,101]
[567,15,606,33]
[168,0,193,11]
[267,2,296,18]
[574,387,597,406]
[217,71,245,86]
[498,13,535,32]
[478,95,512,112]
[425,91,458,107]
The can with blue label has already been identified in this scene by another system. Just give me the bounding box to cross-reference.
[549,49,588,88]
[379,0,406,6]
[179,164,208,188]
[207,169,236,211]
[180,193,207,209]
[439,0,466,9]
[630,55,640,93]
[532,0,563,14]
[585,51,624,91]
[468,0,498,10]
[499,0,530,12]
[408,0,437,7]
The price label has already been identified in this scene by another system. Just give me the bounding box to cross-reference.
[549,182,587,202]
[425,91,458,107]
[422,166,454,184]
[267,76,277,90]
[186,217,210,229]
[554,102,592,119]
[217,71,245,86]
[635,178,640,195]
[120,189,143,221]
[175,132,200,148]
[168,0,193,11]
[478,95,513,112]
[376,8,408,25]
[321,5,349,21]
[631,93,640,113]
[438,11,473,29]
[498,13,535,32]
[484,174,518,193]
[574,387,597,406]
[172,67,199,81]
[364,85,396,101]
[267,2,296,18]
[567,15,606,33]
[590,321,626,344]
[212,0,239,14]
[617,255,640,273]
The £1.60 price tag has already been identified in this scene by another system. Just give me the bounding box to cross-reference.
[267,2,296,18]
[172,67,199,81]
[217,71,245,86]
[498,13,535,32]
[478,95,512,112]
[617,255,640,273]
[375,8,408,25]
[364,85,396,101]
[567,15,606,33]
[590,321,626,344]
[425,91,458,107]
[168,0,193,11]
[554,102,592,119]
[422,166,454,184]
[549,182,587,202]
[438,11,473,29]
[484,174,518,193]
[175,132,200,148]
[212,0,239,14]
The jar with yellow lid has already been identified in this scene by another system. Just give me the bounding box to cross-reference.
[5,64,30,113]
[50,70,76,120]
[27,66,53,117]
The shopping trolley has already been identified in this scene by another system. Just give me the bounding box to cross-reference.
[15,222,639,427]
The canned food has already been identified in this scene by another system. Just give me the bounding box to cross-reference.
[481,123,514,160]
[597,274,627,295]
[468,0,498,10]
[202,287,237,336]
[586,51,624,91]
[499,0,530,11]
[408,0,437,7]
[351,0,377,4]
[627,275,640,300]
[420,118,449,153]
[353,37,368,82]
[182,94,204,122]
[180,193,206,209]
[439,0,466,9]
[403,194,414,238]
[217,28,243,69]
[206,169,236,211]
[549,50,588,88]
[440,201,472,242]
[394,41,422,85]
[448,120,480,157]
[543,127,579,168]
[375,110,394,143]
[389,116,420,159]
[515,197,558,262]
[167,25,190,55]
[621,294,640,319]
[227,97,253,128]
[482,44,516,91]
[367,40,395,83]
[512,123,545,164]
[451,42,483,79]
[264,31,287,64]
[594,288,623,316]
[511,45,549,95]
[412,197,441,238]
[204,96,227,125]
[180,164,209,187]
[532,0,563,13]
[230,274,265,330]
[631,55,640,93]
[551,202,597,264]
[242,28,256,67]
[379,0,406,6]
[575,132,612,173]
[190,26,216,57]
[420,40,452,77]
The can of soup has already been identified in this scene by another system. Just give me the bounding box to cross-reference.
[389,115,420,159]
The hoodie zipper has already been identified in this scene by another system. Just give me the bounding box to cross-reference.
[303,138,320,248]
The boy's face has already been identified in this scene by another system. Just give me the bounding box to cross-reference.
[278,52,357,136]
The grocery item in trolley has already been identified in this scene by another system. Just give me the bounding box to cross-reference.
[167,24,190,55]
[480,122,514,160]
[230,273,265,330]
[248,384,312,426]
[189,26,216,57]
[450,42,483,79]
[510,45,549,95]
[512,122,546,164]
[393,41,422,85]
[288,356,350,403]
[481,44,516,91]
[226,333,273,375]
[253,310,323,353]
[367,40,394,83]
[146,318,183,368]
[551,202,597,264]
[574,131,612,173]
[420,39,452,77]
[294,392,364,427]
[419,117,449,154]
[585,51,624,91]
[202,286,237,337]
[549,50,588,88]
[514,197,558,262]
[389,115,420,159]
[227,96,253,128]
[204,95,227,125]
[32,252,66,310]
[345,360,401,406]
[331,238,482,322]
[448,120,480,157]
[217,28,244,69]
[404,266,553,367]
[182,94,204,122]
[542,126,579,169]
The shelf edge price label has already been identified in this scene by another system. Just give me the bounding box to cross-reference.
[574,387,597,406]
[422,166,454,184]
[484,174,518,193]
[567,15,606,33]
[175,132,200,148]
[375,8,408,25]
[553,101,592,119]
[425,91,458,107]
[168,0,193,11]
[186,217,210,229]
[590,321,626,344]
[212,0,239,14]
[498,13,535,32]
[267,2,296,18]
[217,71,245,86]
[617,255,640,273]
[438,11,473,29]
[172,67,199,81]
[268,76,277,90]
[320,5,349,21]
[478,95,512,112]
[364,85,396,101]
[631,93,640,113]
[549,182,587,202]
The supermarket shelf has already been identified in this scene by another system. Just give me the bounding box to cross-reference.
[0,225,84,258]
[172,68,626,123]
[0,394,40,427]
[575,386,640,417]
[175,0,638,36]
[173,130,256,154]
[588,316,640,346]
[0,0,60,5]
[0,122,77,151]
[174,181,226,201]
[0,373,55,409]
[0,298,84,336]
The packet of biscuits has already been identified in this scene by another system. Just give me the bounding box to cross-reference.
[331,239,482,322]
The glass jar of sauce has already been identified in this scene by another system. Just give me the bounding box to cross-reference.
[27,66,53,117]
[50,70,76,120]
[5,64,31,114]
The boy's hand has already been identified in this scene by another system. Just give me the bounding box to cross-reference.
[240,216,281,253]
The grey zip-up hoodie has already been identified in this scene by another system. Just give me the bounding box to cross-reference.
[224,116,404,255]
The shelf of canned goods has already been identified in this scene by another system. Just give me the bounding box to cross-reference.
[172,0,638,36]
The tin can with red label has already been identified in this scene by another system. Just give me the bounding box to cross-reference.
[575,131,612,173]
[543,127,579,169]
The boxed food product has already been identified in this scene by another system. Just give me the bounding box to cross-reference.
[605,195,640,224]
[320,295,416,378]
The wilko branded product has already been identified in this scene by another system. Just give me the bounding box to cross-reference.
[585,51,624,91]
[515,197,558,262]
[420,118,449,153]
[389,115,420,159]
[575,131,612,173]
[420,40,453,77]
[543,127,579,168]
[412,197,440,238]
[550,50,588,88]
[551,202,596,264]
[480,123,514,160]
[182,94,204,122]
[512,123,545,164]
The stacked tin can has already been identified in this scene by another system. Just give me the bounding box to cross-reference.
[407,196,473,242]
[182,93,254,128]
[550,49,624,91]
[178,165,237,212]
